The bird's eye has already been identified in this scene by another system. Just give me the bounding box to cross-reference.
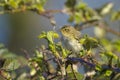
[64,28,69,32]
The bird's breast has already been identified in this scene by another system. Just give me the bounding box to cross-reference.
[63,38,83,53]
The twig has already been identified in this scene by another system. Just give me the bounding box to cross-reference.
[40,9,63,14]
[74,19,99,30]
[74,19,120,37]
[21,49,30,60]
[55,58,65,79]
[67,57,120,73]
[99,22,120,37]
[68,57,95,68]
[71,64,77,80]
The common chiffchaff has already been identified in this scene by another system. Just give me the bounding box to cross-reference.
[60,25,83,55]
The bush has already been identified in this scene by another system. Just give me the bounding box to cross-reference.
[0,0,120,80]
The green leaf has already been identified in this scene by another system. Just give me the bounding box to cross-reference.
[75,2,87,9]
[2,58,20,71]
[6,0,21,9]
[83,37,99,50]
[79,38,86,44]
[113,39,120,52]
[100,3,113,16]
[95,64,102,71]
[32,4,45,12]
[67,72,84,80]
[75,73,84,79]
[74,12,84,23]
[35,50,43,58]
[17,72,30,80]
[39,31,59,44]
[39,76,45,80]
[47,31,59,43]
[49,43,55,52]
[30,0,47,12]
[65,0,76,8]
[94,27,105,38]
[68,15,74,22]
[100,52,108,64]
[59,43,70,58]
[61,48,69,58]
[111,11,120,21]
[100,51,118,65]
[53,32,59,38]
[100,39,112,51]
[38,31,46,39]
[47,31,54,44]
[105,70,112,76]
[104,52,118,60]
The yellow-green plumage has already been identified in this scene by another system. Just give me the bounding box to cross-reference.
[60,25,83,54]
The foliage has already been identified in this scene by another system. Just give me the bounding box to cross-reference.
[0,0,120,80]
[0,44,27,80]
[0,0,47,14]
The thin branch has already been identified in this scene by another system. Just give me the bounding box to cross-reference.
[40,9,63,14]
[99,22,120,37]
[55,58,65,79]
[47,73,61,80]
[74,19,120,37]
[21,49,30,60]
[67,57,95,68]
[71,64,77,80]
[67,57,120,73]
[74,19,99,30]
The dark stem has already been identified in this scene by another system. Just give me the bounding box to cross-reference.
[67,57,120,73]
[21,49,30,60]
[71,64,77,80]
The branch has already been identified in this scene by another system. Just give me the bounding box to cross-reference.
[70,64,77,80]
[74,19,120,37]
[67,57,95,68]
[67,57,120,73]
[99,22,120,37]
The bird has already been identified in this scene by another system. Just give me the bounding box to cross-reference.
[60,25,84,56]
[60,25,96,78]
